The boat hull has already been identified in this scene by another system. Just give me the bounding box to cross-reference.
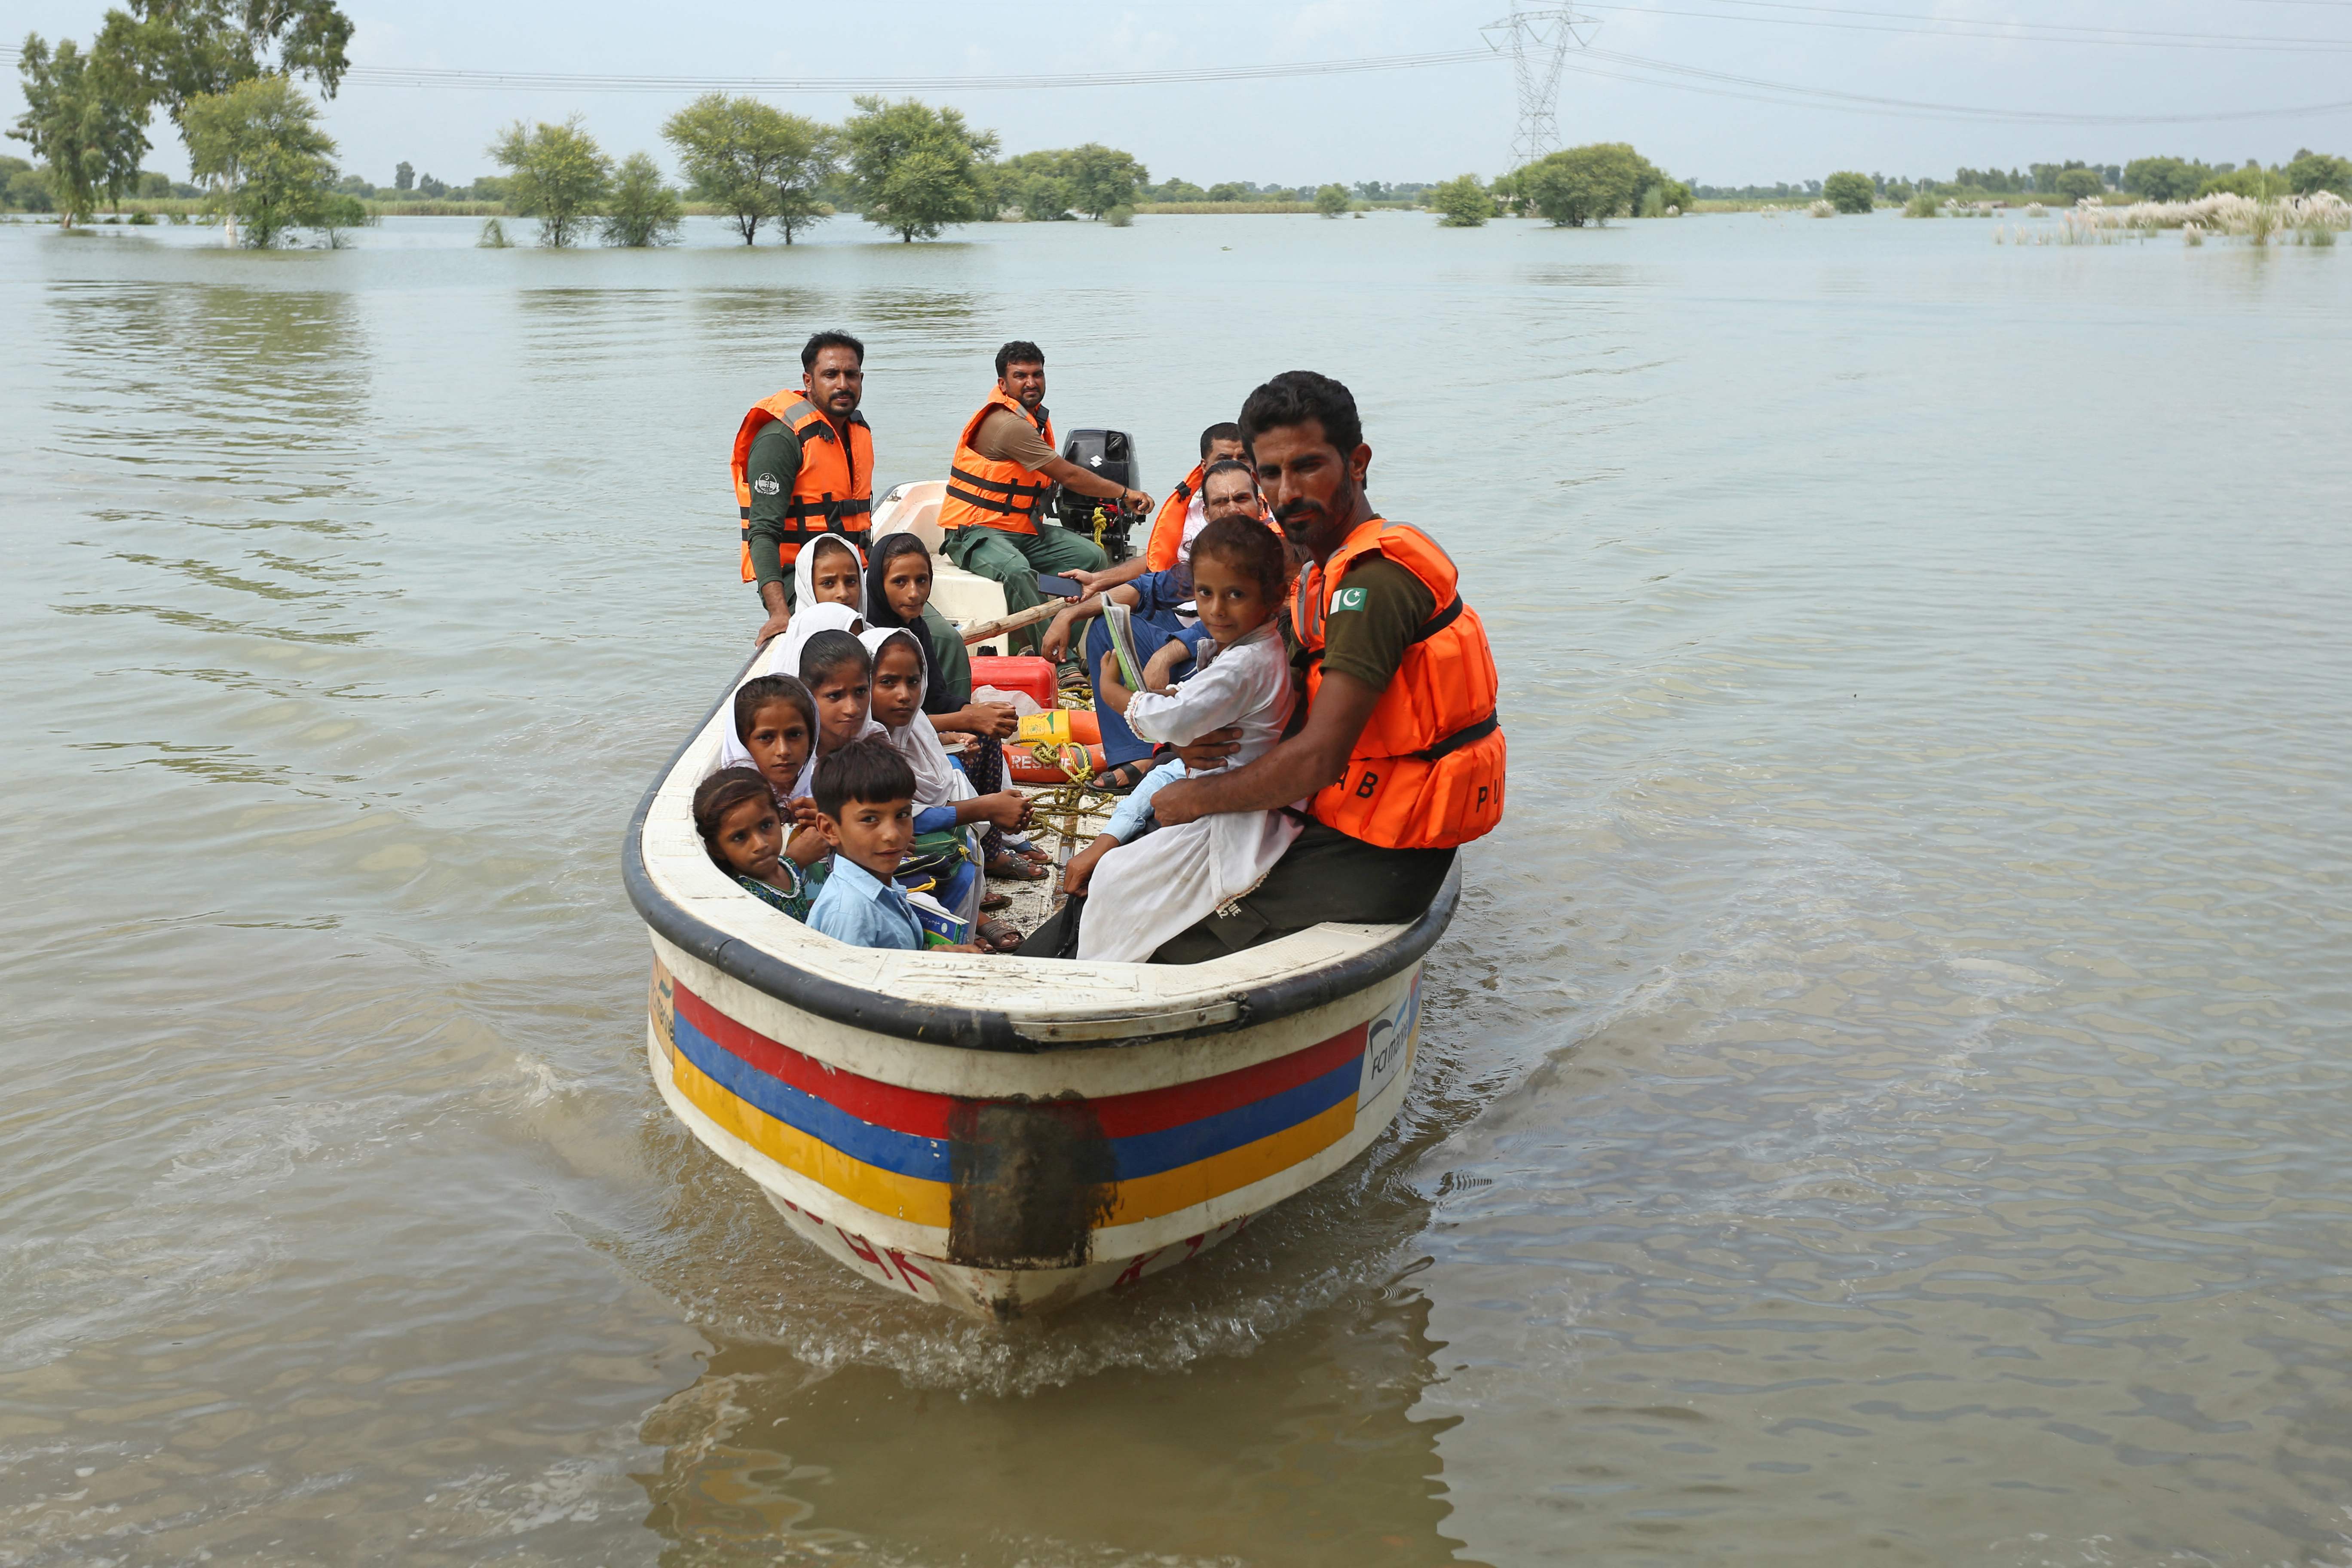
[645,940,1428,1320]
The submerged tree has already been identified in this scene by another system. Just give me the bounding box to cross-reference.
[1314,182,1350,218]
[843,95,998,242]
[10,34,150,227]
[600,151,682,246]
[1822,170,1875,214]
[1522,143,1645,227]
[1063,143,1145,218]
[1429,173,1494,227]
[666,94,836,243]
[490,115,612,247]
[182,73,359,245]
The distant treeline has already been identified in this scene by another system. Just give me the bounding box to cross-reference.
[1695,151,2351,207]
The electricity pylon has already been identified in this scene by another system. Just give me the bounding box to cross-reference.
[1481,7,1599,168]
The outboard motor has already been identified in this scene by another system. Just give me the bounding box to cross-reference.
[1047,429,1143,561]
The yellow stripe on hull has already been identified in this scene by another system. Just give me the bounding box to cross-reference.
[1101,1096,1360,1226]
[669,1041,955,1229]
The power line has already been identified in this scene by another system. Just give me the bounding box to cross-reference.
[1574,44,2352,122]
[329,51,1498,95]
[4,41,2348,128]
[1576,0,2352,52]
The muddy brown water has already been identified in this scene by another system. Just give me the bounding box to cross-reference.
[3,211,2349,1565]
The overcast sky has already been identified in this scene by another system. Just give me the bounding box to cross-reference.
[9,0,2350,188]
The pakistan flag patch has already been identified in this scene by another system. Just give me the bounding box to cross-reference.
[1331,585,1368,613]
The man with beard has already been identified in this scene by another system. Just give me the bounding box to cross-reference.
[1142,370,1508,962]
[738,331,874,648]
[938,340,1155,655]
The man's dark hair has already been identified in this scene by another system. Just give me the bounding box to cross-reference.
[815,737,916,818]
[994,340,1045,378]
[802,331,865,372]
[1200,457,1256,493]
[1238,371,1362,459]
[798,629,871,688]
[1198,421,1243,458]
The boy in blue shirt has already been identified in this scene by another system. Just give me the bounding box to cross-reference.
[805,739,990,953]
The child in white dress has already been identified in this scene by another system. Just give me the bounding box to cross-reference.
[1074,515,1301,962]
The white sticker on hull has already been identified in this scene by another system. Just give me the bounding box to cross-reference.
[1357,972,1422,1109]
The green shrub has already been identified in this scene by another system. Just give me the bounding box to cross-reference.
[1822,171,1875,214]
[1429,173,1493,227]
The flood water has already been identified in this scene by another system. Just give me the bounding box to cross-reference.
[3,208,2349,1566]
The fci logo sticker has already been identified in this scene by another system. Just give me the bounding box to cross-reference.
[1357,973,1423,1109]
[753,474,781,496]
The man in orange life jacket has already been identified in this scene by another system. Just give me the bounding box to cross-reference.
[938,340,1154,655]
[739,331,872,649]
[1144,370,1507,962]
[1064,421,1249,599]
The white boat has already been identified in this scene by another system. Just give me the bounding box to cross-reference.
[624,484,1461,1320]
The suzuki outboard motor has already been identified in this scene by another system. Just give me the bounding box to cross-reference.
[1047,429,1142,561]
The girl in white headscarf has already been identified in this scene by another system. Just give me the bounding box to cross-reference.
[862,625,1032,951]
[796,535,866,621]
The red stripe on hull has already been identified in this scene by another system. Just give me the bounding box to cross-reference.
[672,980,1369,1141]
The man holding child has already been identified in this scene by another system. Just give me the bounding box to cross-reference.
[1141,371,1508,962]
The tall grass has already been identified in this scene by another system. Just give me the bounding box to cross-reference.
[2067,190,2348,241]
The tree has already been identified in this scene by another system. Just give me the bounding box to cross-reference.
[1014,171,1072,220]
[10,34,150,227]
[1204,181,1249,203]
[1521,143,1645,227]
[1314,182,1350,218]
[2124,156,2204,202]
[1428,173,1493,227]
[662,93,836,245]
[2199,164,2287,199]
[490,116,611,247]
[1063,142,1145,218]
[1822,170,1875,214]
[600,151,682,246]
[94,0,352,132]
[763,113,837,243]
[394,159,412,190]
[842,95,997,242]
[182,73,356,245]
[2285,148,2352,196]
[664,92,778,243]
[2053,167,2104,202]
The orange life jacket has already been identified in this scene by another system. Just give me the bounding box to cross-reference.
[1145,462,1283,573]
[940,387,1056,537]
[1292,517,1507,850]
[1143,463,1206,572]
[732,391,873,582]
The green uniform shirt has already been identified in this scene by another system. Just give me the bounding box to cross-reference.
[1311,556,1437,693]
[743,421,806,594]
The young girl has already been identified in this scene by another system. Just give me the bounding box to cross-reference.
[862,625,1032,951]
[718,674,830,874]
[864,529,1047,882]
[694,766,820,921]
[798,535,866,620]
[1067,514,1302,963]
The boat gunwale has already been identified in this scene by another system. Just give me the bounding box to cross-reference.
[622,651,1460,1055]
